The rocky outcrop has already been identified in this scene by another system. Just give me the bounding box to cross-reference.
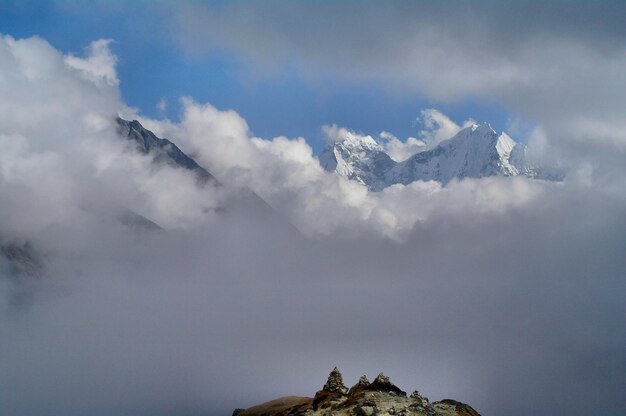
[431,400,481,416]
[235,368,481,416]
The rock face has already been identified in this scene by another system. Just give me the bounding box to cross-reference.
[235,368,481,416]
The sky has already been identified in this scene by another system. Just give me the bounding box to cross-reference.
[0,2,625,416]
[0,0,515,151]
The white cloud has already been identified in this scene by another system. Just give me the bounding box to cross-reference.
[1,34,622,242]
[156,97,167,113]
[376,109,475,161]
[65,39,119,87]
[379,131,425,162]
[417,109,475,148]
[0,36,224,239]
[321,124,369,145]
[140,101,564,240]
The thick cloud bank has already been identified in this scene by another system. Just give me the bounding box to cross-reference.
[0,36,625,416]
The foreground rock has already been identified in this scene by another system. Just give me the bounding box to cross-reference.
[235,368,480,416]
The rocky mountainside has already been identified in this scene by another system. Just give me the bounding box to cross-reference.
[320,123,559,190]
[116,117,218,186]
[233,367,481,416]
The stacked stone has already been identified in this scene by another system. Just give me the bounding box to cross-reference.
[322,367,348,394]
[410,390,430,406]
[410,390,435,415]
[374,373,391,385]
[348,375,370,395]
[370,373,407,396]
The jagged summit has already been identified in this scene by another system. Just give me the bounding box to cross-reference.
[233,368,481,416]
[320,122,557,190]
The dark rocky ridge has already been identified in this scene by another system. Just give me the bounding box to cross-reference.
[115,117,218,186]
[115,117,275,217]
[235,368,480,416]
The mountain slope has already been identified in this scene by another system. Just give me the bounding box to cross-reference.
[320,123,555,190]
[116,117,218,185]
[387,123,527,185]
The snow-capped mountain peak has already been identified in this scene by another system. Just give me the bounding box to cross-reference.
[319,122,559,190]
[336,130,382,152]
[471,122,493,133]
[319,131,395,191]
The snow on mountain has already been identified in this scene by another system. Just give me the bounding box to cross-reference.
[320,123,558,190]
[319,129,396,191]
[386,123,523,185]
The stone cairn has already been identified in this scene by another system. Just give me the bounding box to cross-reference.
[348,374,371,395]
[322,366,348,394]
[370,372,407,396]
[410,390,435,415]
[410,390,431,406]
[374,373,391,385]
